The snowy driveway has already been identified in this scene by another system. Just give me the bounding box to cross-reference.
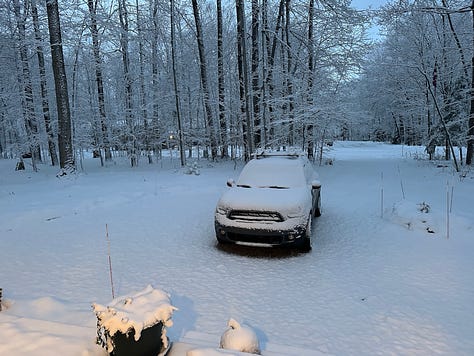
[1,142,473,355]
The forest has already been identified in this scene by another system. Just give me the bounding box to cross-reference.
[0,0,473,172]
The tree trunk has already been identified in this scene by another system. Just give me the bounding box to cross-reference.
[265,0,285,146]
[441,0,469,81]
[467,0,474,165]
[191,0,217,160]
[236,0,253,160]
[88,0,112,163]
[32,0,58,166]
[422,69,460,171]
[135,0,152,164]
[425,80,433,160]
[151,0,160,155]
[285,0,294,147]
[251,0,261,149]
[171,0,185,166]
[46,0,74,172]
[261,0,268,147]
[307,0,314,159]
[14,0,41,171]
[217,0,228,158]
[118,0,136,167]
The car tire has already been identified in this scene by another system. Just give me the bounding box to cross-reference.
[299,216,312,252]
[314,191,322,217]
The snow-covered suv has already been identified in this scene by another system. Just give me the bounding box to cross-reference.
[214,151,321,251]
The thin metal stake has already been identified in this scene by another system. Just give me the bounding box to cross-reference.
[446,183,450,240]
[106,224,115,299]
[381,172,384,218]
[397,165,405,199]
[450,185,454,213]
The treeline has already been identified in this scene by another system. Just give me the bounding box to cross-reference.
[354,0,474,168]
[2,0,472,172]
[0,0,368,170]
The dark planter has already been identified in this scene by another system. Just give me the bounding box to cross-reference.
[93,285,175,356]
[108,322,167,356]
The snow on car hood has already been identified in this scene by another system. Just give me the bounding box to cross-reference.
[217,185,312,216]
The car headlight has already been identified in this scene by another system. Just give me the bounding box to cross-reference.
[286,205,304,218]
[215,206,228,215]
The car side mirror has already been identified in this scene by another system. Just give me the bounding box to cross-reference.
[311,180,321,189]
[226,178,235,187]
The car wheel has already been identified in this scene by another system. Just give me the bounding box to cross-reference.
[314,191,322,217]
[299,215,312,252]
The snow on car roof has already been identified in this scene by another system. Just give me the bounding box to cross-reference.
[237,156,307,188]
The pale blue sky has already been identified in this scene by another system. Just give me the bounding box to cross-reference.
[351,0,387,39]
[351,0,386,10]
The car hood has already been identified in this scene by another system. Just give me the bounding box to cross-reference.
[217,186,311,216]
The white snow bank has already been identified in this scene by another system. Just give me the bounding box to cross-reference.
[0,297,100,355]
[188,348,256,356]
[93,285,176,351]
[173,330,320,356]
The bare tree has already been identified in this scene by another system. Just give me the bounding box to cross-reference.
[135,0,153,164]
[264,0,284,146]
[261,0,269,147]
[87,0,112,164]
[191,0,217,160]
[118,0,136,167]
[13,0,41,170]
[31,0,58,166]
[467,0,474,165]
[217,0,227,158]
[306,0,314,159]
[170,0,185,166]
[236,0,253,159]
[251,0,261,149]
[46,0,74,172]
[361,3,470,167]
[284,0,294,146]
[150,0,160,155]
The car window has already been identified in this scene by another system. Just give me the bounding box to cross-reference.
[236,158,307,188]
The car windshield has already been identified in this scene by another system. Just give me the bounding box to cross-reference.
[236,157,307,188]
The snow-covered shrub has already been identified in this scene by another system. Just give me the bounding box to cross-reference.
[220,318,260,355]
[184,161,201,175]
[390,201,438,235]
[417,202,430,213]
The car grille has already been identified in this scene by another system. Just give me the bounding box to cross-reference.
[228,210,283,222]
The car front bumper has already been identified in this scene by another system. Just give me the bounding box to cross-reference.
[215,220,306,247]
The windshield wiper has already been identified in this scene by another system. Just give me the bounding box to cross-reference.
[237,184,251,188]
[265,185,289,189]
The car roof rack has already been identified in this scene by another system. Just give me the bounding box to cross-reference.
[253,148,305,159]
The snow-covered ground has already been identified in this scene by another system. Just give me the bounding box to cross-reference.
[1,141,473,355]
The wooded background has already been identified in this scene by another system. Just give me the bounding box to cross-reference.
[0,0,472,171]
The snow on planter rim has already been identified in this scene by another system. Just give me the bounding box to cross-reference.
[93,285,177,349]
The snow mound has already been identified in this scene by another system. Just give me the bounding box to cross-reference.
[220,318,260,355]
[187,348,256,355]
[389,200,440,235]
[93,285,177,352]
